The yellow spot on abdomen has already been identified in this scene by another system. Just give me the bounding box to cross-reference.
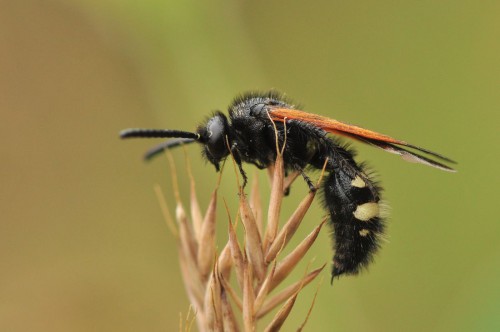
[351,176,366,188]
[353,202,379,221]
[359,229,370,237]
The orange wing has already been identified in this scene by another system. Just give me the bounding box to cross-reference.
[268,107,456,172]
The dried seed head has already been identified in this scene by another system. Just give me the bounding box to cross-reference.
[158,150,326,331]
[257,264,326,319]
[270,220,326,291]
[197,189,218,280]
[185,149,203,242]
[239,193,266,282]
[204,267,223,331]
[218,243,232,281]
[243,264,256,332]
[265,189,317,264]
[249,174,263,238]
[221,288,239,332]
[154,184,178,237]
[226,202,245,290]
[254,261,277,314]
[263,155,285,251]
[263,290,298,332]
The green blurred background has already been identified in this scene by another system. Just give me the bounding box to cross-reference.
[1,1,499,331]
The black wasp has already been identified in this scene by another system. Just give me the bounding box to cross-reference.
[121,91,455,278]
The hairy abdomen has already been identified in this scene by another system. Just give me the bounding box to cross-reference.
[323,166,385,278]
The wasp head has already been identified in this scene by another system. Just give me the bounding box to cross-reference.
[120,111,232,171]
[197,112,231,171]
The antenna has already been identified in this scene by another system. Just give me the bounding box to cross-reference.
[120,129,200,140]
[144,138,196,161]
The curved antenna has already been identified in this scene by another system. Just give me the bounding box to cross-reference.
[120,128,200,140]
[144,138,196,161]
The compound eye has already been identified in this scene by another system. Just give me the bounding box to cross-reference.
[206,116,227,159]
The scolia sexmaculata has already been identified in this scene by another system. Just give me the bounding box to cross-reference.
[121,91,456,279]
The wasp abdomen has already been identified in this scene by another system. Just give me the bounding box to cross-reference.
[323,168,385,278]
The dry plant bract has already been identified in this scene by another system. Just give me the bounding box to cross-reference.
[154,144,326,332]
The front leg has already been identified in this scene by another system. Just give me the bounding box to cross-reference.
[231,146,248,188]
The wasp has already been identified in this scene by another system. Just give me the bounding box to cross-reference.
[121,91,455,278]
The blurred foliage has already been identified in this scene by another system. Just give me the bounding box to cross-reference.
[1,0,499,331]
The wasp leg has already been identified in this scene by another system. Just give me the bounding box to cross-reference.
[300,170,317,193]
[249,160,267,170]
[282,169,316,195]
[231,147,248,188]
[282,171,301,196]
[239,164,248,188]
